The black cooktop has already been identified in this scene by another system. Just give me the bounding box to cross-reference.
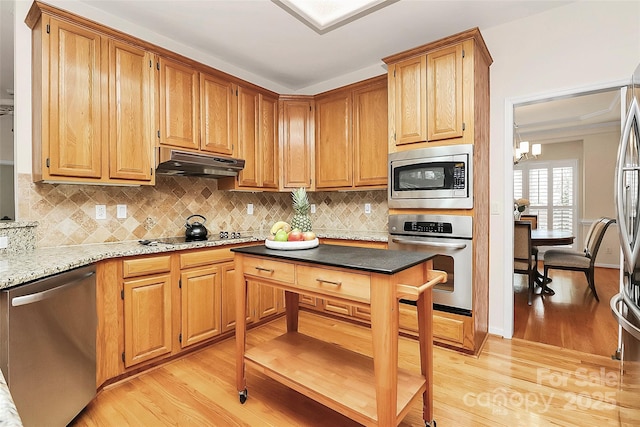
[139,232,248,246]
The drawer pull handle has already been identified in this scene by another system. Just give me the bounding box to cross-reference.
[316,278,342,286]
[255,266,274,273]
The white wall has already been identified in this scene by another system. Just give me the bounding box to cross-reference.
[12,0,640,337]
[482,0,640,338]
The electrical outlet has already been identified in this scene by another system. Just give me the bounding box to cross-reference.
[247,204,254,215]
[116,204,127,219]
[95,205,107,220]
[0,236,7,249]
[310,204,316,214]
[364,203,371,214]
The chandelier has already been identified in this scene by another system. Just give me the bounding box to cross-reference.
[513,123,541,165]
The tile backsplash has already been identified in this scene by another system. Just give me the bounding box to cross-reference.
[17,174,388,248]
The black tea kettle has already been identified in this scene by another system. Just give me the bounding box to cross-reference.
[185,214,208,241]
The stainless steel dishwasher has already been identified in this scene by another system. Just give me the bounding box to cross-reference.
[0,264,96,426]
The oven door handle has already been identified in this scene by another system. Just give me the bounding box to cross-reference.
[391,237,467,250]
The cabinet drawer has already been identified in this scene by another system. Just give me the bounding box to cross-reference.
[297,265,370,303]
[180,248,234,269]
[123,255,172,278]
[243,257,295,283]
[433,313,465,345]
[398,305,466,346]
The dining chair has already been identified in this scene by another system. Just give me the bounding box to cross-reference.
[542,217,616,301]
[514,220,537,305]
[520,214,538,229]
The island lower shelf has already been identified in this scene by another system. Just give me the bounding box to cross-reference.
[244,331,426,426]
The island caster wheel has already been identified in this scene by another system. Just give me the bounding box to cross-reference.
[239,389,248,404]
[425,420,436,427]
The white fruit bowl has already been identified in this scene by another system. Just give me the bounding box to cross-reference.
[265,238,319,250]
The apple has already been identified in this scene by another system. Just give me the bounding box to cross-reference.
[302,231,316,241]
[288,229,304,241]
[274,229,289,242]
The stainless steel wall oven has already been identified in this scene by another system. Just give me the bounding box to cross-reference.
[389,214,473,315]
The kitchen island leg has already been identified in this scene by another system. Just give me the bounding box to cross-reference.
[284,291,299,332]
[235,254,248,401]
[370,274,398,425]
[417,272,435,425]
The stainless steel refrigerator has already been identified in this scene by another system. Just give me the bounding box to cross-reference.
[612,62,640,422]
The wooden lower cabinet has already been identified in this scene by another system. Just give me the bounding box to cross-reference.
[123,273,173,367]
[96,245,286,388]
[122,255,173,368]
[251,280,286,320]
[398,304,474,352]
[180,265,221,348]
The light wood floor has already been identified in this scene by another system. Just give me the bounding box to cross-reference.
[514,264,620,357]
[71,311,638,427]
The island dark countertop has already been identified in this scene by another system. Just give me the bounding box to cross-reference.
[232,244,436,274]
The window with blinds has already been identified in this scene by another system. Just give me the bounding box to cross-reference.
[514,160,578,236]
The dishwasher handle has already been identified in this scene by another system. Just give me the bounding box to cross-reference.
[391,237,468,251]
[11,271,96,307]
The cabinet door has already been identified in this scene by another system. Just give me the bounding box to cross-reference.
[315,91,352,189]
[353,79,387,187]
[260,94,279,189]
[46,17,105,179]
[108,40,154,182]
[123,274,172,367]
[236,85,260,187]
[221,262,254,333]
[279,98,314,190]
[158,57,199,149]
[180,266,221,348]
[256,284,284,319]
[392,56,427,145]
[200,73,235,155]
[427,44,464,141]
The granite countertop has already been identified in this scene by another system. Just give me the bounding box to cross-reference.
[0,230,389,289]
[233,244,434,274]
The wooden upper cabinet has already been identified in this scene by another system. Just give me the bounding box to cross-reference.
[427,44,464,141]
[279,97,314,190]
[315,90,352,189]
[391,56,427,146]
[108,40,154,181]
[44,16,105,179]
[158,57,199,150]
[221,87,279,190]
[28,7,154,185]
[200,73,236,155]
[236,85,260,187]
[260,94,279,189]
[353,78,388,187]
[314,76,387,190]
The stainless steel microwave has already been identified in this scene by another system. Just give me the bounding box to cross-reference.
[388,144,473,209]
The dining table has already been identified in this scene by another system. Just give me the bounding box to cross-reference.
[530,228,575,294]
[531,229,575,247]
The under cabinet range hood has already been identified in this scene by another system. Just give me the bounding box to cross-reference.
[156,147,245,178]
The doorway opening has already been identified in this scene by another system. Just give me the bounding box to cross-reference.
[508,84,624,357]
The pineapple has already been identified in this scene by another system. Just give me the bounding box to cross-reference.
[290,187,312,232]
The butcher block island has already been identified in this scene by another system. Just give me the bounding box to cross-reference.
[232,244,446,427]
